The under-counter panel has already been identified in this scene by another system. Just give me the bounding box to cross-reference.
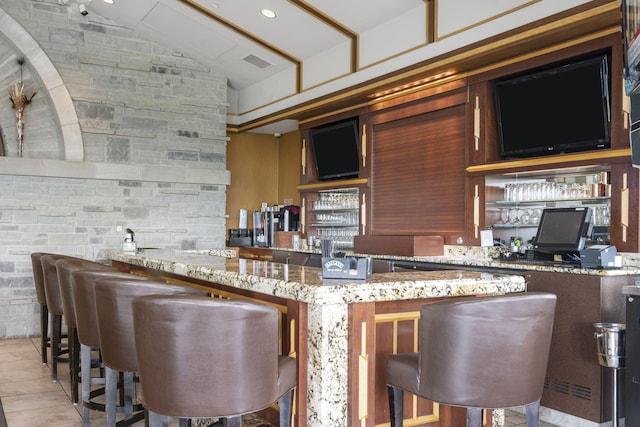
[525,270,631,423]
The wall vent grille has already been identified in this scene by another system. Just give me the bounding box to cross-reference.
[243,53,272,69]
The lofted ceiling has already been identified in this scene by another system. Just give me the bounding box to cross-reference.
[81,0,620,134]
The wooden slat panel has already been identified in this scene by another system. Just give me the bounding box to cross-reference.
[371,104,466,235]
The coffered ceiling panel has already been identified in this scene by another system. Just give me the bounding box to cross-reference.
[81,0,603,133]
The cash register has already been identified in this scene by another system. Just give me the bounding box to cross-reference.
[526,207,617,269]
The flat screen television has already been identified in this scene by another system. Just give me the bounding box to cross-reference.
[533,207,593,254]
[495,54,611,159]
[310,118,360,181]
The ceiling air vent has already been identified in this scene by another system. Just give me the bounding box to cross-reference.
[243,53,272,69]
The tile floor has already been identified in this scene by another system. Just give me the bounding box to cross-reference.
[0,337,556,427]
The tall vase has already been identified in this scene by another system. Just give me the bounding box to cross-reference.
[15,106,24,157]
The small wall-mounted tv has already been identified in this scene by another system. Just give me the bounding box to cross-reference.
[533,207,593,254]
[495,54,611,159]
[310,118,360,181]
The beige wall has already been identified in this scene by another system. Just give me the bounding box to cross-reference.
[277,131,302,207]
[226,130,301,237]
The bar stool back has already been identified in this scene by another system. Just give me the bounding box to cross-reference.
[93,277,207,427]
[40,253,77,381]
[132,295,297,427]
[30,252,60,365]
[71,269,154,426]
[56,258,115,404]
[386,292,557,427]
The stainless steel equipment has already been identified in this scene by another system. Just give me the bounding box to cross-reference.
[594,322,625,427]
[623,283,640,427]
[253,205,300,248]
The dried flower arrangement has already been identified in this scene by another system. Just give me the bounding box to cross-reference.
[8,58,36,157]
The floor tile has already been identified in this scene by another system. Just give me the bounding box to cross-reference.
[0,337,547,427]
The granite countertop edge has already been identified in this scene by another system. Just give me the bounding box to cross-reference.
[105,249,526,305]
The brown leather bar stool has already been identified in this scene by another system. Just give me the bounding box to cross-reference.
[30,252,59,365]
[40,253,77,381]
[386,292,557,427]
[71,269,155,427]
[56,257,115,404]
[132,295,297,427]
[93,277,207,427]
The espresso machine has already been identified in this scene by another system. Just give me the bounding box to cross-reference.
[253,205,300,247]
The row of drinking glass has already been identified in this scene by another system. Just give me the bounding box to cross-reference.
[314,192,359,210]
[496,205,611,226]
[496,208,542,226]
[315,228,359,238]
[315,211,358,225]
[503,182,600,202]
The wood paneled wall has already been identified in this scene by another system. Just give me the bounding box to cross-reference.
[226,131,301,238]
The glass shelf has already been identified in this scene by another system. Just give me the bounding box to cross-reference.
[310,224,359,228]
[491,224,539,229]
[310,208,359,213]
[487,197,609,207]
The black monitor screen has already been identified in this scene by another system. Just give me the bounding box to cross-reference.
[310,118,360,181]
[495,54,610,158]
[534,207,592,253]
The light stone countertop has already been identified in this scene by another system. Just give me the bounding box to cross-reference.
[270,245,640,276]
[105,248,526,305]
[105,247,527,427]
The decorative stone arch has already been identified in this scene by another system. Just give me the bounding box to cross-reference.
[0,7,83,161]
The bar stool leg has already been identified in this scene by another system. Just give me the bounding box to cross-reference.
[279,388,294,427]
[105,367,118,427]
[223,416,241,427]
[525,400,541,427]
[122,371,135,420]
[466,408,482,427]
[69,327,80,404]
[40,306,49,364]
[50,313,62,381]
[81,343,92,427]
[147,410,170,427]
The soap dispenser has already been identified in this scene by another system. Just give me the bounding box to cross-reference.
[122,228,137,253]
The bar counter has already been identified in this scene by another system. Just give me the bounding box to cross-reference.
[106,248,526,427]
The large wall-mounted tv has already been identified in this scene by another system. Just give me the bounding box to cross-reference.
[495,54,611,159]
[310,118,360,181]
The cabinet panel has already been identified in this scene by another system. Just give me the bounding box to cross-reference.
[526,271,631,423]
[370,104,466,243]
[467,82,498,166]
[610,163,640,252]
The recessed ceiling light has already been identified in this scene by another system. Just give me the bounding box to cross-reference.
[261,9,276,19]
[103,0,114,4]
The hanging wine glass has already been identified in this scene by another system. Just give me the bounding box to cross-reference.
[500,208,510,225]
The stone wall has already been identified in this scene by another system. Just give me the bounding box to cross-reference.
[0,0,229,338]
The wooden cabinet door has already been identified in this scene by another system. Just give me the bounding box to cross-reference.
[610,162,640,252]
[368,93,467,244]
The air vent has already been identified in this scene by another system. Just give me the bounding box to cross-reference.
[572,384,592,401]
[549,378,570,395]
[243,53,272,69]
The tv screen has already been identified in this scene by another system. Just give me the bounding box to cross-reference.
[495,54,611,159]
[310,118,360,181]
[533,207,593,253]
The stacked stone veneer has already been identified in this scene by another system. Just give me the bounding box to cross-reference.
[0,0,229,338]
